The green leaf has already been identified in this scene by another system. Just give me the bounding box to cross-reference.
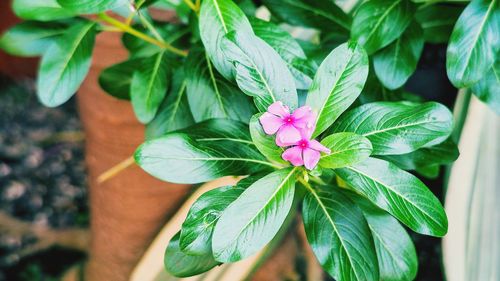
[131,51,170,124]
[98,58,141,100]
[12,0,75,21]
[57,0,128,14]
[335,157,448,236]
[249,113,287,165]
[199,0,253,79]
[180,179,253,255]
[379,138,459,170]
[37,21,97,107]
[261,0,351,34]
[0,21,66,57]
[302,187,378,281]
[135,119,274,184]
[164,232,219,277]
[351,0,416,54]
[306,42,369,137]
[446,0,499,87]
[185,48,254,123]
[145,72,194,139]
[332,101,453,155]
[373,21,424,90]
[250,17,314,90]
[212,167,297,262]
[318,133,372,169]
[348,192,418,281]
[222,31,298,111]
[471,59,500,115]
[415,4,464,44]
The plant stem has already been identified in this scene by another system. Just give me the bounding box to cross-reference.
[182,0,198,11]
[97,13,188,57]
[97,156,135,184]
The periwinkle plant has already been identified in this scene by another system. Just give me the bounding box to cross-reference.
[2,0,496,279]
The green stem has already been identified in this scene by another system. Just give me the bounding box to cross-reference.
[182,0,198,11]
[97,13,188,57]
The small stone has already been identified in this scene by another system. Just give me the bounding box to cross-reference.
[3,181,26,200]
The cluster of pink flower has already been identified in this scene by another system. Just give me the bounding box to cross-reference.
[259,101,331,170]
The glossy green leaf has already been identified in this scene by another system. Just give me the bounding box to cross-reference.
[98,58,141,100]
[306,42,369,137]
[471,60,500,115]
[415,4,464,44]
[164,232,219,277]
[302,187,378,281]
[131,51,169,124]
[379,139,459,170]
[145,72,194,139]
[0,21,66,57]
[332,102,453,155]
[222,31,298,111]
[12,0,75,21]
[185,48,254,123]
[318,133,372,169]
[135,119,274,184]
[348,192,418,281]
[180,184,246,255]
[335,157,448,236]
[199,0,253,79]
[37,21,97,107]
[351,0,415,54]
[446,0,499,87]
[250,17,314,90]
[178,175,258,256]
[249,113,287,165]
[262,0,351,34]
[212,167,297,262]
[373,21,424,90]
[57,0,128,14]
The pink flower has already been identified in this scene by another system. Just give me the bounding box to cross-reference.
[259,101,316,146]
[282,135,331,170]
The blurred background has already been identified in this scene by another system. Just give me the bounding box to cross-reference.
[0,1,498,281]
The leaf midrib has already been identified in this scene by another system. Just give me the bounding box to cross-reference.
[205,52,229,117]
[282,0,350,30]
[347,165,443,229]
[308,189,362,280]
[361,118,444,137]
[142,155,277,168]
[144,51,165,110]
[313,47,354,136]
[212,0,228,33]
[47,22,94,101]
[165,80,187,128]
[363,0,402,45]
[236,40,277,103]
[457,0,497,80]
[218,167,296,254]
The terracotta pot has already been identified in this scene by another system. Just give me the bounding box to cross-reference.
[0,1,38,78]
[77,31,190,281]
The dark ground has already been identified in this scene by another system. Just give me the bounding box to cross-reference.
[0,76,87,281]
[0,44,453,281]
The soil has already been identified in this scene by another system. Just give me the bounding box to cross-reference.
[0,76,87,280]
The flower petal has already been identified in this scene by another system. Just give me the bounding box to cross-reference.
[291,105,312,119]
[309,140,331,154]
[267,101,290,117]
[259,112,284,135]
[282,146,304,166]
[277,125,302,146]
[303,148,321,170]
